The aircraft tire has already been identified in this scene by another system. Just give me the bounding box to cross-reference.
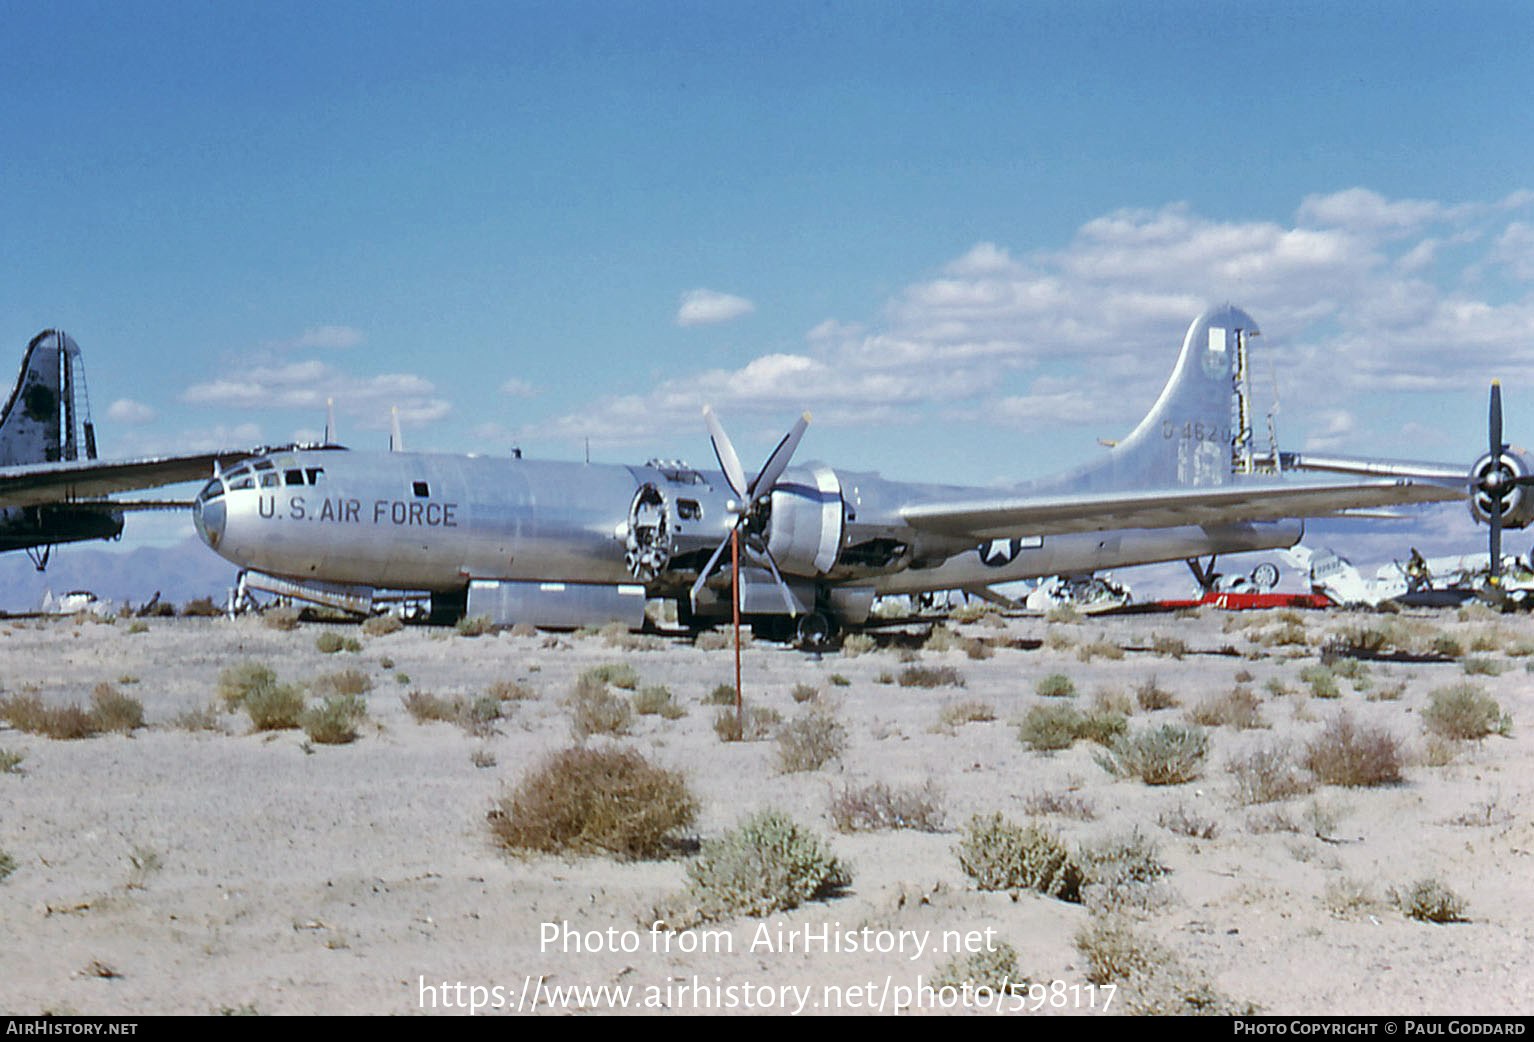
[795,612,835,651]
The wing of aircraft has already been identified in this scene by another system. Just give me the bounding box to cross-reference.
[897,478,1461,540]
[0,330,248,568]
[190,304,1491,645]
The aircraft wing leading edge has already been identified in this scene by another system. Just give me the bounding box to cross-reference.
[898,478,1466,541]
[0,452,243,508]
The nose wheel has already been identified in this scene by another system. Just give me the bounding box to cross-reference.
[795,611,836,651]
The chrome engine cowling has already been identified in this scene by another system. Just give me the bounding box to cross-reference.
[765,466,844,576]
[1469,449,1534,529]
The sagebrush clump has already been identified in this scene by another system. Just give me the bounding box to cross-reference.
[828,781,944,832]
[490,747,696,860]
[653,810,850,927]
[776,709,847,773]
[1390,878,1467,923]
[1094,724,1209,785]
[567,673,634,738]
[300,694,367,744]
[954,813,1083,901]
[1303,712,1402,787]
[1422,684,1511,741]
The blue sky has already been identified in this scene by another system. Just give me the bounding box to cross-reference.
[2,0,1532,564]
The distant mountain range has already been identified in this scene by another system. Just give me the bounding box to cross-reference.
[0,537,239,614]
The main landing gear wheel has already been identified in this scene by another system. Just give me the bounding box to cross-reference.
[795,612,835,651]
[1250,563,1281,591]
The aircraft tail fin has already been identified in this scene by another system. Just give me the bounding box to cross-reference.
[0,331,97,467]
[1069,305,1260,493]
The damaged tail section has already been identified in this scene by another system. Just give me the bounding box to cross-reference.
[0,330,97,467]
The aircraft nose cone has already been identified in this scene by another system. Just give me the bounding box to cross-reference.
[194,496,226,550]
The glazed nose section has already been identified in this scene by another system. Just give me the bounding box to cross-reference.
[193,490,226,550]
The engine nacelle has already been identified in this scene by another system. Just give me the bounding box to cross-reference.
[766,466,844,576]
[1469,449,1534,529]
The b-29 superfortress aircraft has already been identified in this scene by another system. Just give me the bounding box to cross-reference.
[192,305,1487,645]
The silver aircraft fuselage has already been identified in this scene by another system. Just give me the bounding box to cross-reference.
[192,445,1301,607]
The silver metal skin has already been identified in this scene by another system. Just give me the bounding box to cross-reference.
[193,305,1471,632]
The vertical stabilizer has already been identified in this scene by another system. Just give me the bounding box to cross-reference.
[1065,305,1259,493]
[0,331,90,466]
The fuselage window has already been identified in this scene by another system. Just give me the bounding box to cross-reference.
[260,473,279,488]
[413,481,430,497]
[306,468,324,485]
[229,476,254,491]
[285,469,305,486]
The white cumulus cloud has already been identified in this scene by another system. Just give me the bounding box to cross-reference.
[676,289,756,327]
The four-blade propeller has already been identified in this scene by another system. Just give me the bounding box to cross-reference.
[1479,382,1534,585]
[689,407,811,617]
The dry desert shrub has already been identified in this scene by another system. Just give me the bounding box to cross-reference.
[1023,789,1098,819]
[1046,605,1083,624]
[1303,713,1402,786]
[713,704,780,742]
[1094,724,1209,785]
[931,941,1024,994]
[361,613,404,637]
[0,847,15,881]
[1077,637,1125,663]
[1074,915,1244,1013]
[300,694,367,744]
[0,694,97,740]
[455,615,493,637]
[487,679,538,702]
[509,622,539,637]
[262,606,300,631]
[704,683,737,706]
[1299,664,1340,698]
[1187,686,1267,730]
[653,810,850,927]
[0,748,25,774]
[489,747,697,860]
[89,684,144,734]
[567,674,634,738]
[1157,803,1220,839]
[170,704,224,733]
[1016,703,1126,751]
[315,631,361,654]
[954,813,1083,901]
[938,699,995,728]
[403,690,501,736]
[1323,876,1382,919]
[898,665,965,688]
[632,685,686,719]
[1423,683,1512,740]
[776,708,847,773]
[218,661,276,711]
[585,663,640,690]
[311,669,372,697]
[1390,878,1468,923]
[180,596,221,617]
[695,630,733,651]
[923,624,962,652]
[1461,656,1506,676]
[1226,741,1314,804]
[1150,633,1188,659]
[1091,687,1135,717]
[790,683,818,704]
[245,682,306,731]
[1135,676,1179,711]
[1035,672,1077,698]
[829,780,944,832]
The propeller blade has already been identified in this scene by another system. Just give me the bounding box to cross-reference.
[689,530,735,608]
[748,411,811,501]
[755,545,801,617]
[703,406,748,502]
[1489,382,1505,582]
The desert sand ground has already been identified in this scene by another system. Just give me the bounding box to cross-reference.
[0,604,1530,1017]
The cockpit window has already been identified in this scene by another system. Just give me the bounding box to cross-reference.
[228,475,254,491]
[253,459,275,471]
[285,469,305,486]
[260,473,279,488]
[306,467,324,485]
[198,479,223,502]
